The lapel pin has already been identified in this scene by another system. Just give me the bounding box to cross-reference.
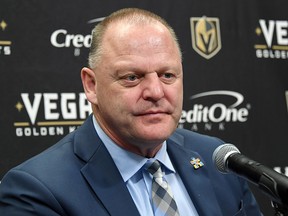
[190,157,204,170]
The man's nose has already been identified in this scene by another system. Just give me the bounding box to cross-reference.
[142,73,165,101]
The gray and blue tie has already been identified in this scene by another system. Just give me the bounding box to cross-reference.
[147,160,179,216]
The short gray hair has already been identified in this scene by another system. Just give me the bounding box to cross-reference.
[88,8,182,69]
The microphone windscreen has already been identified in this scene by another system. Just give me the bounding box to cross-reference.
[212,144,240,173]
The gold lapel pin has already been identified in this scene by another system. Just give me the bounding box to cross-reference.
[190,157,204,170]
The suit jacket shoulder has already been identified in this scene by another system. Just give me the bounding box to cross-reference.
[0,116,139,216]
[167,128,262,216]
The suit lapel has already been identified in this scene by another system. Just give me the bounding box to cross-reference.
[80,145,140,216]
[167,135,222,216]
[74,117,140,216]
[75,116,222,215]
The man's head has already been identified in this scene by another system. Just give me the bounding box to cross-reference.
[81,8,183,157]
[88,8,182,70]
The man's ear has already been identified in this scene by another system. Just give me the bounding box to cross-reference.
[81,67,98,105]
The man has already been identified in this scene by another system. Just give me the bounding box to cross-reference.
[0,8,262,215]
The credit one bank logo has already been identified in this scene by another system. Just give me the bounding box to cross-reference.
[50,17,105,56]
[179,91,251,131]
[14,93,92,137]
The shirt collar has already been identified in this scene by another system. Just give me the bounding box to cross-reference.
[92,116,176,182]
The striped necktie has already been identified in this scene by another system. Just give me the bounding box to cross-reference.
[147,160,179,216]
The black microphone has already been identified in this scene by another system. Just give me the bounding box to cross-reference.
[212,144,288,207]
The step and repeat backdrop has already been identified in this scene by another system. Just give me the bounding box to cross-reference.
[1,0,288,214]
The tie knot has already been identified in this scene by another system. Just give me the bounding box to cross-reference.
[147,160,163,178]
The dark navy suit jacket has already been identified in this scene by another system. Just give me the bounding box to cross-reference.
[0,116,261,215]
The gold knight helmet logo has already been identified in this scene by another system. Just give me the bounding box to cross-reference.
[190,16,221,59]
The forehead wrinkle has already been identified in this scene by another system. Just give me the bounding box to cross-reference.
[103,21,174,55]
[98,21,181,77]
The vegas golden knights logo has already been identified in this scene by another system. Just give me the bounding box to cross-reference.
[190,16,221,59]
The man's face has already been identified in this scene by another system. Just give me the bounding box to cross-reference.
[92,22,183,155]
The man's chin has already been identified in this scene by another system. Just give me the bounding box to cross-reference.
[135,127,173,143]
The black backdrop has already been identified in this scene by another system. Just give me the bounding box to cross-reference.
[1,0,288,214]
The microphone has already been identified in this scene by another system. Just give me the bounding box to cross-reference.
[212,144,288,206]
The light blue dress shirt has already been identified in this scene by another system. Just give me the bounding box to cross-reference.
[93,117,198,216]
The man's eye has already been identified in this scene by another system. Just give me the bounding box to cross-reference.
[160,73,177,84]
[163,73,173,79]
[162,73,175,79]
[126,75,138,81]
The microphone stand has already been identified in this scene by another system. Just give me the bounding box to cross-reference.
[272,201,288,216]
